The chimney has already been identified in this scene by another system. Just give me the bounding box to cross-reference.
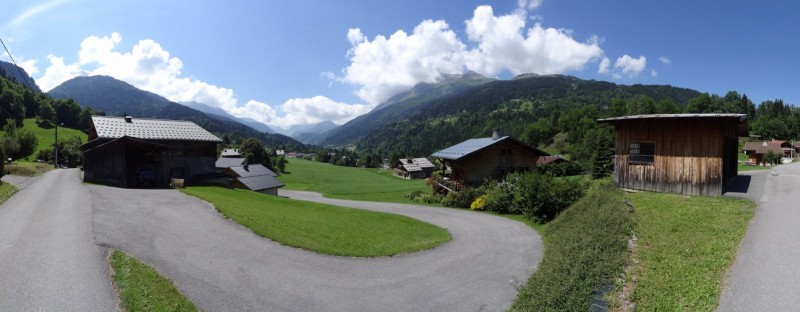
[407,158,413,164]
[124,116,133,123]
[491,130,501,140]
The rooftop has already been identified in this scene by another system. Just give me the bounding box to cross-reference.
[228,164,278,178]
[215,157,246,169]
[597,113,748,123]
[431,136,511,160]
[91,116,222,142]
[236,175,284,191]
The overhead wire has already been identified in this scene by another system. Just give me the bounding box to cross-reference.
[0,36,34,90]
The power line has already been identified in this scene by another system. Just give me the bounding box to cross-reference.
[0,36,33,90]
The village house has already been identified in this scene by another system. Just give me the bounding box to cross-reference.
[82,116,221,188]
[536,155,570,166]
[225,163,284,196]
[394,158,436,179]
[597,113,748,196]
[431,131,548,187]
[220,148,242,157]
[741,139,796,164]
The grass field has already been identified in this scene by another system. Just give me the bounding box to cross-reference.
[4,162,52,176]
[181,186,451,257]
[626,192,755,311]
[109,250,197,312]
[278,158,431,203]
[16,118,88,162]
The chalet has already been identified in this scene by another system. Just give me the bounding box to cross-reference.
[394,158,436,179]
[597,114,748,196]
[536,155,570,166]
[431,131,548,187]
[215,157,246,172]
[225,164,284,195]
[82,116,221,188]
[221,148,242,157]
[742,140,795,164]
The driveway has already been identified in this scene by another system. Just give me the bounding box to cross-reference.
[89,184,543,311]
[0,169,117,311]
[719,164,800,311]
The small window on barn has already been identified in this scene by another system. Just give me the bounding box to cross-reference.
[629,142,655,164]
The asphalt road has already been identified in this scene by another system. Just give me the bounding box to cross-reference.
[0,169,117,311]
[89,185,543,312]
[719,164,800,311]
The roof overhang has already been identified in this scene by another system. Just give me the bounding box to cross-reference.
[597,113,749,137]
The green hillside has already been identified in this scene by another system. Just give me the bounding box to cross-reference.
[16,118,87,162]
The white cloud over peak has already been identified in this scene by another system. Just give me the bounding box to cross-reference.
[36,32,368,130]
[338,4,606,105]
[613,55,646,78]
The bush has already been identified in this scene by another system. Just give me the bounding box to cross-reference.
[512,172,587,223]
[442,187,480,208]
[470,195,487,210]
[405,190,442,204]
[482,177,518,213]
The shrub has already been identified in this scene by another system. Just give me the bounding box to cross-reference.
[482,177,518,213]
[405,190,425,200]
[442,187,480,208]
[470,195,487,210]
[512,172,587,223]
[406,190,442,204]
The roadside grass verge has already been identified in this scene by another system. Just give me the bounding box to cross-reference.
[0,182,18,203]
[278,158,430,203]
[181,186,451,257]
[109,249,197,312]
[738,163,770,171]
[511,181,633,311]
[627,192,755,311]
[5,162,52,176]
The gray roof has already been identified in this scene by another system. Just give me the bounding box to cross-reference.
[597,113,747,122]
[236,175,284,191]
[431,137,511,160]
[228,164,278,178]
[221,148,241,157]
[397,158,436,172]
[91,116,222,142]
[215,157,246,169]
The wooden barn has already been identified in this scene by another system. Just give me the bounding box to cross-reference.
[597,114,748,196]
[394,158,436,179]
[82,116,222,188]
[431,131,548,187]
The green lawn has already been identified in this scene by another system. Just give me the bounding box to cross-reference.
[181,186,451,257]
[738,163,771,171]
[16,118,88,162]
[627,192,755,311]
[0,182,17,203]
[109,249,197,312]
[278,158,431,203]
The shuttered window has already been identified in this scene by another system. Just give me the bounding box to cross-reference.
[629,142,655,164]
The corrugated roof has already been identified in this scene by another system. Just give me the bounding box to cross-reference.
[597,113,747,122]
[91,116,222,142]
[221,148,241,157]
[228,164,278,178]
[215,157,246,169]
[398,158,436,171]
[431,137,510,160]
[236,175,284,191]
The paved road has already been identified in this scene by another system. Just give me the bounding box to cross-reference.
[719,163,800,311]
[89,185,543,311]
[0,169,117,311]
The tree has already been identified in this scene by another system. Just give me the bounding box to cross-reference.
[655,99,681,114]
[52,98,81,127]
[627,95,656,115]
[38,101,56,125]
[275,155,287,173]
[522,118,556,147]
[685,93,713,113]
[78,107,94,131]
[15,128,37,160]
[239,137,274,170]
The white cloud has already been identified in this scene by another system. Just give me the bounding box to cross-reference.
[658,56,671,64]
[36,32,370,131]
[518,0,543,11]
[598,57,610,74]
[7,0,68,28]
[613,55,646,78]
[338,4,605,105]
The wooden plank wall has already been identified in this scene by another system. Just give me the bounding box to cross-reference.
[613,118,738,196]
[459,139,544,186]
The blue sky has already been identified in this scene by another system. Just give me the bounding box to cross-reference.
[2,1,799,131]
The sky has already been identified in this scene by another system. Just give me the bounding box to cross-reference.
[2,0,800,131]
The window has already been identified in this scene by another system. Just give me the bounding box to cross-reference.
[629,142,655,164]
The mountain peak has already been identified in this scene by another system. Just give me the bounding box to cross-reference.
[0,60,42,92]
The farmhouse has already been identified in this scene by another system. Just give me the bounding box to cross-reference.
[82,116,222,188]
[394,158,436,179]
[741,140,795,164]
[220,148,242,157]
[536,155,570,166]
[431,131,548,187]
[597,113,748,196]
[225,164,284,196]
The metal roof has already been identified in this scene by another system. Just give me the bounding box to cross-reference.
[228,164,278,178]
[397,158,436,172]
[235,175,284,191]
[597,113,747,123]
[431,136,511,160]
[215,157,246,169]
[91,116,222,142]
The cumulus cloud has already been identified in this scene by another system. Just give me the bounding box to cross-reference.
[36,32,368,130]
[598,57,610,74]
[518,0,543,11]
[613,55,646,78]
[658,56,671,64]
[338,4,605,105]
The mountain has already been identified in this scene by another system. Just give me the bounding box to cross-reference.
[182,101,276,133]
[47,76,302,147]
[354,74,703,157]
[286,120,338,136]
[315,71,495,146]
[0,60,42,92]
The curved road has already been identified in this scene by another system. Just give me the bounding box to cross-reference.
[89,177,543,311]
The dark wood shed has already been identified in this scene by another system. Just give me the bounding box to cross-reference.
[82,116,222,188]
[597,114,749,196]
